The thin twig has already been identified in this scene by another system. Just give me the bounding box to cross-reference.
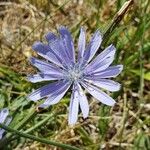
[101,0,134,47]
[15,0,70,49]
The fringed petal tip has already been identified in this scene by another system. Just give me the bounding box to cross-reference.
[109,100,116,106]
[32,41,48,55]
[58,25,67,31]
[38,103,48,109]
[115,64,123,76]
[1,108,9,114]
[118,65,123,72]
[27,92,40,102]
[28,56,35,64]
[45,32,57,43]
[27,94,34,101]
[26,74,32,81]
[32,41,42,50]
[94,29,103,39]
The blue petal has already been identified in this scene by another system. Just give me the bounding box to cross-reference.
[85,44,116,73]
[5,116,12,126]
[77,28,86,61]
[45,32,57,43]
[58,26,75,63]
[68,84,79,125]
[86,65,123,78]
[0,108,9,123]
[32,42,63,68]
[28,80,69,101]
[81,30,102,66]
[77,83,89,118]
[29,57,63,75]
[49,38,73,68]
[81,81,116,106]
[0,130,4,139]
[39,81,71,108]
[0,108,11,140]
[27,73,64,83]
[84,78,121,92]
[0,116,12,138]
[0,128,5,139]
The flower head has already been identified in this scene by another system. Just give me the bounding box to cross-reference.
[0,108,12,139]
[28,26,123,125]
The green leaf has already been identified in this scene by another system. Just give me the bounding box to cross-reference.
[134,132,150,150]
[98,106,110,138]
[130,69,150,81]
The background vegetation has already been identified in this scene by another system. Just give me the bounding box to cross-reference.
[0,0,149,149]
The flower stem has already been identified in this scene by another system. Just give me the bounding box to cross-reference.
[0,123,80,150]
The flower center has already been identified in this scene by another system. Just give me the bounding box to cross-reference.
[65,64,83,82]
[69,69,80,81]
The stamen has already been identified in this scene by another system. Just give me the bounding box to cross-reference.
[64,64,83,82]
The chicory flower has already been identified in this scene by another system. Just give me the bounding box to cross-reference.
[28,27,123,125]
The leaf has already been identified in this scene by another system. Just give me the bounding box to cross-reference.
[98,106,110,138]
[134,132,150,150]
[130,69,150,81]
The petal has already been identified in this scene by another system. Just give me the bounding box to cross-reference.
[0,116,12,139]
[45,32,57,43]
[77,28,86,61]
[0,129,5,139]
[85,44,116,73]
[87,65,123,79]
[27,73,63,83]
[0,108,9,123]
[81,82,116,106]
[28,80,68,101]
[77,83,89,118]
[5,116,12,126]
[82,30,102,65]
[58,26,75,63]
[32,42,63,68]
[39,81,71,108]
[84,78,121,92]
[29,57,63,74]
[68,84,79,125]
[0,108,11,139]
[49,38,73,68]
[0,116,12,134]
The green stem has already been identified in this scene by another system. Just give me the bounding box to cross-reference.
[136,0,147,116]
[0,123,80,150]
[139,1,146,102]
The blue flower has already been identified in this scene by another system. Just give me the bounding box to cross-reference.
[28,27,123,125]
[0,108,12,139]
